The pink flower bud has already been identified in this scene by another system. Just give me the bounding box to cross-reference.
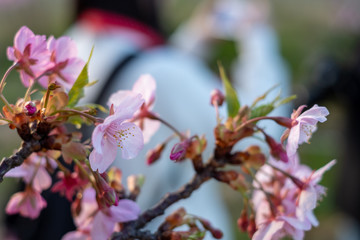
[264,132,288,163]
[24,101,37,115]
[170,140,190,161]
[94,172,118,208]
[210,89,225,106]
[146,143,165,165]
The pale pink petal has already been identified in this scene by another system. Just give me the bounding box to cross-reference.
[298,185,317,213]
[136,118,160,144]
[91,212,115,240]
[109,199,141,222]
[5,165,28,178]
[14,26,34,52]
[298,105,329,123]
[109,91,144,120]
[253,221,285,240]
[62,231,90,240]
[52,36,78,62]
[132,74,156,106]
[5,192,24,215]
[311,159,336,184]
[6,47,16,61]
[280,216,311,231]
[89,141,117,174]
[286,123,300,157]
[116,122,144,159]
[32,167,52,191]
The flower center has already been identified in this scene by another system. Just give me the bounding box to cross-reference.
[112,127,136,148]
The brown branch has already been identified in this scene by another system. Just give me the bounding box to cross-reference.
[0,139,41,182]
[111,163,216,240]
[0,122,57,182]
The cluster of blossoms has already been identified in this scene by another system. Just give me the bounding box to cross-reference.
[0,26,335,240]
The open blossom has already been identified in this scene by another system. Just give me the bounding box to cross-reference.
[108,74,160,143]
[38,36,85,90]
[62,188,141,240]
[7,26,53,87]
[6,187,47,219]
[89,92,144,173]
[285,104,329,157]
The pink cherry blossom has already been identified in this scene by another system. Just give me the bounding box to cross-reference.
[89,92,144,173]
[108,74,160,143]
[63,187,141,240]
[5,153,52,192]
[38,36,85,90]
[7,26,53,87]
[294,160,336,226]
[6,187,47,219]
[286,104,329,157]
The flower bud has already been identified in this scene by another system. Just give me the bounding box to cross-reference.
[94,172,118,208]
[24,101,37,116]
[210,89,225,107]
[264,132,288,163]
[170,140,190,162]
[146,143,166,165]
[237,209,248,232]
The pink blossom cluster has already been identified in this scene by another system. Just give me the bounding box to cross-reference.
[251,105,335,240]
[7,26,85,90]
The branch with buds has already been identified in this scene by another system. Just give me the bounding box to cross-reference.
[0,26,335,240]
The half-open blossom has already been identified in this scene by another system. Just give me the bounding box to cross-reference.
[285,104,329,157]
[63,187,140,240]
[38,36,85,90]
[6,187,47,219]
[89,92,144,173]
[7,26,53,87]
[51,171,88,201]
[108,74,160,143]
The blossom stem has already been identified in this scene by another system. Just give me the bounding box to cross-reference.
[0,94,14,113]
[266,162,305,189]
[236,116,292,132]
[51,109,102,123]
[53,157,70,175]
[0,63,18,93]
[245,165,277,217]
[73,158,100,193]
[147,113,186,139]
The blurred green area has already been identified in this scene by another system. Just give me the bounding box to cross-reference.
[0,0,358,239]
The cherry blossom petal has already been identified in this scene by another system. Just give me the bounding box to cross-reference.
[62,231,90,240]
[89,140,117,174]
[91,212,115,240]
[253,221,285,240]
[14,26,34,52]
[132,74,156,106]
[109,199,141,222]
[116,122,144,159]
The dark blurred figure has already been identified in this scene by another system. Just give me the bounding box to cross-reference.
[302,40,360,238]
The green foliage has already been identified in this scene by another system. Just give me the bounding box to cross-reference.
[219,63,240,118]
[68,47,94,107]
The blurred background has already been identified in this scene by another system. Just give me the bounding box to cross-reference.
[0,0,359,239]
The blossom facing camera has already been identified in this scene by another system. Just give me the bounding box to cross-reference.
[89,92,145,173]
